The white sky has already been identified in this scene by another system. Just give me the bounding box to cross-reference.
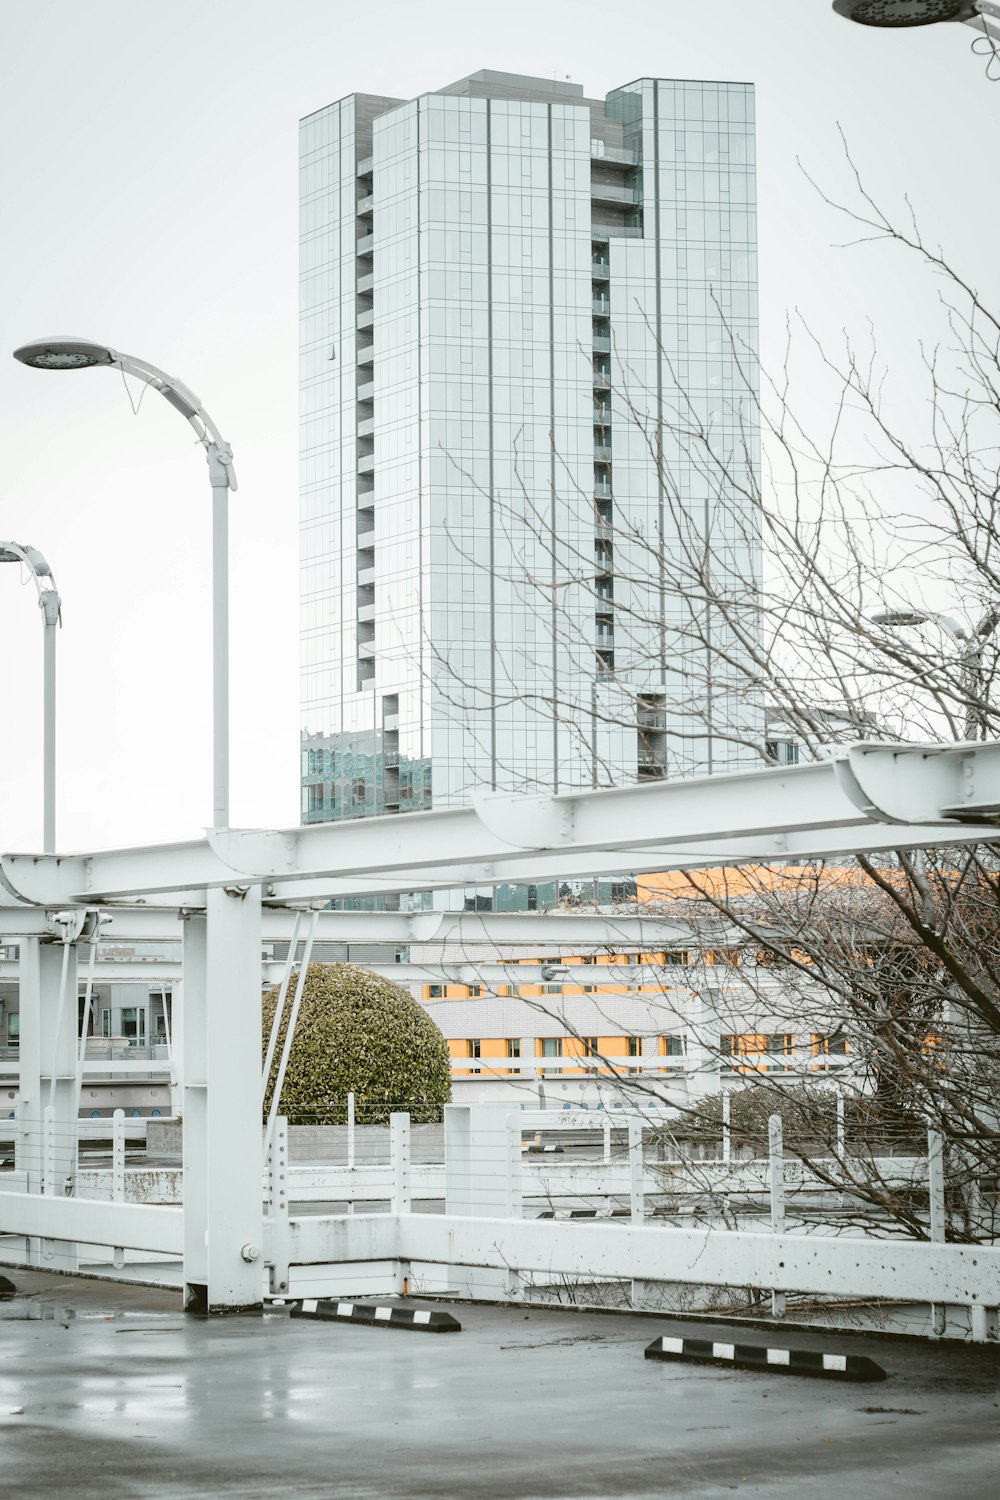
[0,0,996,853]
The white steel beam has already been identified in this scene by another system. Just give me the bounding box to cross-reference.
[0,1190,182,1255]
[0,907,695,945]
[2,744,1000,906]
[395,1213,1000,1309]
[0,959,702,988]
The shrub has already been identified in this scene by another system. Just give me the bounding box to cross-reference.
[262,962,452,1124]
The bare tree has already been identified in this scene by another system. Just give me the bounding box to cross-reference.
[429,160,1000,1247]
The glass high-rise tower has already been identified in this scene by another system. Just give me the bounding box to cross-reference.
[300,70,761,831]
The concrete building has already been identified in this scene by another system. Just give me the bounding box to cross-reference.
[300,69,762,832]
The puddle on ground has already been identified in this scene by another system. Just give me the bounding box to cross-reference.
[0,1298,180,1325]
[0,1299,74,1322]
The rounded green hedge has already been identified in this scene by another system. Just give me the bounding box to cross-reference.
[261,962,452,1124]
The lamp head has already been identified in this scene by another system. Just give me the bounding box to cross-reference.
[13,337,115,371]
[871,608,931,626]
[833,0,979,22]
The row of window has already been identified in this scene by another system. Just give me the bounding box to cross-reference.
[452,1033,850,1062]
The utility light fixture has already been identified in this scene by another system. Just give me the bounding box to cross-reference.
[832,0,1000,40]
[833,1,979,23]
[14,338,115,370]
[872,607,941,628]
[14,334,237,829]
[871,606,969,639]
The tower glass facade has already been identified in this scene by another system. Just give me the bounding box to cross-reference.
[300,71,761,829]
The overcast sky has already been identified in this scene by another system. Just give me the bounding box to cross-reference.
[0,0,995,854]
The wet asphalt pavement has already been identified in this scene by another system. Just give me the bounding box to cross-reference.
[1,1268,999,1498]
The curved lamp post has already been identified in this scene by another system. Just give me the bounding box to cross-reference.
[872,605,1000,739]
[0,542,61,851]
[832,1,1000,41]
[13,337,237,830]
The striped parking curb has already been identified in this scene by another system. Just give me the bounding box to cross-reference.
[290,1299,461,1333]
[644,1334,887,1382]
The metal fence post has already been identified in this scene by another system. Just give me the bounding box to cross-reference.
[927,1128,947,1336]
[266,1116,290,1295]
[112,1109,126,1203]
[769,1113,786,1319]
[927,1129,945,1243]
[507,1115,523,1221]
[42,1104,56,1197]
[603,1113,612,1164]
[390,1112,411,1215]
[722,1091,731,1167]
[347,1091,356,1169]
[629,1117,645,1224]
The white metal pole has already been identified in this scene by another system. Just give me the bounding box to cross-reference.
[769,1113,786,1319]
[75,932,100,1103]
[209,448,230,831]
[928,1129,946,1243]
[41,595,58,853]
[262,911,303,1107]
[263,909,319,1161]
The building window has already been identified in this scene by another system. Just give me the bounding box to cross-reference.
[765,739,799,765]
[722,1034,793,1065]
[426,985,444,999]
[661,950,690,967]
[505,1039,521,1058]
[812,1032,849,1056]
[660,1035,686,1057]
[120,1007,145,1043]
[468,1039,481,1059]
[466,985,482,998]
[626,1036,642,1056]
[7,1012,18,1041]
[583,1037,599,1057]
[539,1038,562,1071]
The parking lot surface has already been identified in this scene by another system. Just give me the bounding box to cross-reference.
[2,1268,999,1498]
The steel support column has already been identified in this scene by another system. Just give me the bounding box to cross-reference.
[182,884,263,1312]
[15,934,78,1269]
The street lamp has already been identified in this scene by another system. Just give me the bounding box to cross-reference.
[832,1,1000,39]
[0,542,61,852]
[13,336,237,830]
[871,605,1000,738]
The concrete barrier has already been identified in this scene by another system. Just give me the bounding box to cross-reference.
[290,1298,461,1333]
[645,1334,887,1382]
